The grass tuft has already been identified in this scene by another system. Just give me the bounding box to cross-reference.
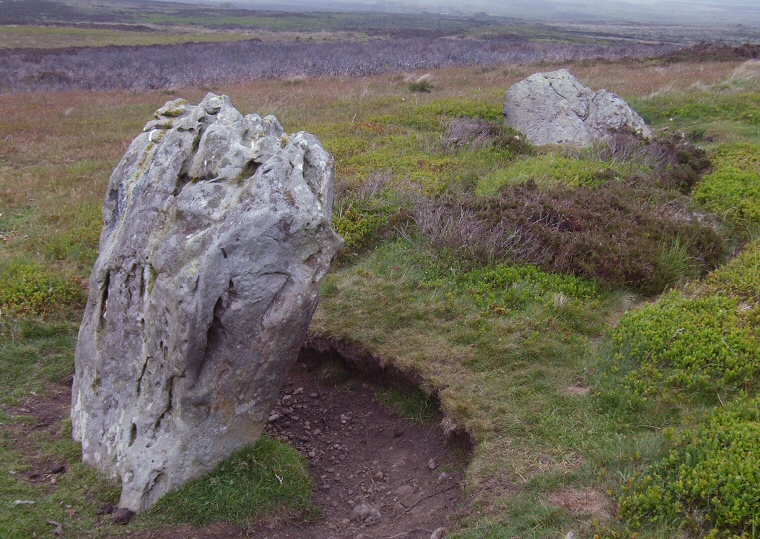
[374,386,440,424]
[142,437,318,528]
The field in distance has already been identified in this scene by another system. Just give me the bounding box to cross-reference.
[1,0,760,49]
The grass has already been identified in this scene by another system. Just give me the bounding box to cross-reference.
[1,57,759,538]
[0,25,260,49]
[311,240,632,537]
[374,386,440,424]
[141,437,318,528]
[0,319,78,407]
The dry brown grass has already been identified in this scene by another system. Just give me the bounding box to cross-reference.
[572,61,742,98]
[547,488,612,521]
[1,59,738,273]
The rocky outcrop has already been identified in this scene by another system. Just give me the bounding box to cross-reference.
[503,69,651,146]
[71,93,342,513]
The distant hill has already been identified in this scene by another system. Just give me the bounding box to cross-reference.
[223,0,760,25]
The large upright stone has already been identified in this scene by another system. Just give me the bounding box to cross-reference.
[71,93,342,513]
[503,69,651,146]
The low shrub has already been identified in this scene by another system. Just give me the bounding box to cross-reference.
[441,116,534,156]
[593,131,711,193]
[0,260,86,317]
[611,291,759,400]
[409,73,434,93]
[618,394,760,538]
[411,199,529,266]
[332,175,411,261]
[602,238,759,405]
[414,181,725,294]
[693,143,760,229]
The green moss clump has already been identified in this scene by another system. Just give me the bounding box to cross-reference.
[476,154,615,195]
[602,237,760,537]
[451,263,600,314]
[699,238,760,300]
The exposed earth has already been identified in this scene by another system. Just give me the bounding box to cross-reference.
[6,346,469,539]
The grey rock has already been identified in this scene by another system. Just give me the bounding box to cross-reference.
[431,527,448,539]
[503,69,651,147]
[352,502,382,524]
[395,484,416,498]
[71,93,342,513]
[112,508,135,525]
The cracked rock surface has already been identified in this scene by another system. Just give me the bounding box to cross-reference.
[503,69,651,146]
[71,93,342,514]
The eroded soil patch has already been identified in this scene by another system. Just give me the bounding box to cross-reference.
[255,353,468,539]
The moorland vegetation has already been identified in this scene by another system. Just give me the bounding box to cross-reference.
[1,4,759,538]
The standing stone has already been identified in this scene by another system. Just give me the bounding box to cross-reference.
[503,69,651,146]
[71,93,342,513]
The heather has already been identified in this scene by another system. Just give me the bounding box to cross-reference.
[0,38,671,93]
